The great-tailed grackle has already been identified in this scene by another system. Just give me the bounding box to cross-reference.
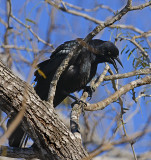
[34,39,122,106]
[7,38,123,147]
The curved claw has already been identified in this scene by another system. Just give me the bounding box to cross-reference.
[71,99,87,116]
[84,86,95,100]
[71,99,87,107]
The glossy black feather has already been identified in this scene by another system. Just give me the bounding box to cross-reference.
[7,38,122,147]
[7,117,25,147]
[34,39,120,107]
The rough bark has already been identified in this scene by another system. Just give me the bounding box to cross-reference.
[0,61,88,160]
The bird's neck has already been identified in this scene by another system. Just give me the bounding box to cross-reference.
[95,54,106,64]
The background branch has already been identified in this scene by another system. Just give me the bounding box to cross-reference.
[85,75,151,111]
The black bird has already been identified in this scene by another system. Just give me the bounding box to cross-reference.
[7,38,123,147]
[34,39,122,107]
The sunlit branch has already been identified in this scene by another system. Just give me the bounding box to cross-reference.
[104,68,151,81]
[85,75,151,111]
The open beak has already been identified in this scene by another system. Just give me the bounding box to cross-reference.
[108,57,123,72]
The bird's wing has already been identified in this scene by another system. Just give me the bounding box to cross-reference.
[51,40,78,58]
[34,56,67,101]
[34,55,66,81]
[34,40,80,101]
[36,40,79,76]
[89,39,105,49]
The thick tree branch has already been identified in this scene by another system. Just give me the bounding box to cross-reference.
[0,60,88,160]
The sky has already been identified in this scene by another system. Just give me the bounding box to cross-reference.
[0,0,151,156]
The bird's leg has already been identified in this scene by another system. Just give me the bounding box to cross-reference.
[68,94,87,107]
[83,86,95,100]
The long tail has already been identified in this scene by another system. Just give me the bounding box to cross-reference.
[7,117,26,148]
[7,58,67,147]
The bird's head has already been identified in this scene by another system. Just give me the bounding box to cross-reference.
[97,41,123,72]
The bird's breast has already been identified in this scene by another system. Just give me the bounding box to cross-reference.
[58,65,89,93]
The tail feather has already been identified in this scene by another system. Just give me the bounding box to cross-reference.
[7,56,67,147]
[7,117,25,148]
[34,77,51,101]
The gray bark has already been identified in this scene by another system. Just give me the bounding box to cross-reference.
[0,61,88,160]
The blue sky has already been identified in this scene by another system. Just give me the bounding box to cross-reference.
[0,0,151,156]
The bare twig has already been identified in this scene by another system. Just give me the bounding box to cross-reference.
[120,35,151,66]
[104,68,151,81]
[64,2,114,13]
[131,1,151,10]
[85,75,151,111]
[10,14,53,48]
[108,66,137,160]
[83,122,151,160]
[45,0,151,35]
[1,44,38,52]
[90,63,110,90]
[0,146,37,159]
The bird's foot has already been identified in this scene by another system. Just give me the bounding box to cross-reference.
[83,86,95,100]
[71,98,87,108]
[69,94,87,115]
[68,94,87,106]
[71,99,86,116]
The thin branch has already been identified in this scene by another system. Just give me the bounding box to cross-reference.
[83,120,151,160]
[108,65,137,160]
[131,1,151,10]
[45,0,147,35]
[127,0,132,8]
[0,17,8,27]
[135,93,151,102]
[84,1,132,41]
[3,0,12,68]
[132,30,151,39]
[120,36,151,66]
[0,146,37,159]
[104,68,151,81]
[64,2,114,13]
[1,44,38,52]
[90,63,110,90]
[85,75,151,111]
[10,14,53,48]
